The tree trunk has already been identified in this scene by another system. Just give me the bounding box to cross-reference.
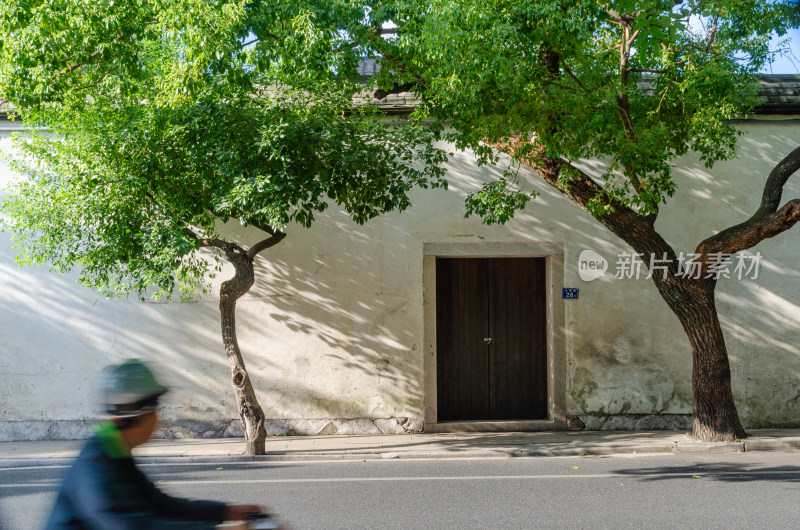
[661,281,746,442]
[219,246,267,455]
[531,155,748,442]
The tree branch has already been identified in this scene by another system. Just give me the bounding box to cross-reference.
[543,80,578,93]
[699,145,800,255]
[65,35,128,74]
[605,1,680,23]
[627,29,641,48]
[758,145,800,215]
[661,42,725,57]
[561,64,588,92]
[182,226,238,253]
[626,67,672,74]
[616,23,654,218]
[377,51,427,91]
[697,199,800,256]
[511,47,674,278]
[183,220,285,260]
[605,8,623,23]
[72,65,120,92]
[246,231,286,259]
[488,136,678,276]
[362,26,428,94]
[706,14,720,52]
[205,210,279,238]
[247,218,279,236]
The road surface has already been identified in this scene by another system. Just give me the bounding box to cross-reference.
[2,452,800,528]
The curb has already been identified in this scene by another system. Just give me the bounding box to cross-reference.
[0,451,518,468]
[0,457,75,468]
[0,454,389,468]
[744,437,800,452]
[2,437,800,469]
[674,441,744,453]
[0,446,675,468]
[0,444,688,468]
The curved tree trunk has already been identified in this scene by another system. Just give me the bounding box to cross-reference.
[219,246,267,455]
[660,280,746,441]
[531,153,748,441]
[494,132,800,443]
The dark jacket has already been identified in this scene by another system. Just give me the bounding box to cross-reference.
[45,424,227,529]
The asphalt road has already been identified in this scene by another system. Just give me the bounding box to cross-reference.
[2,452,800,529]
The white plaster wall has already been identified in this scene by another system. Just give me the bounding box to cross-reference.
[565,121,800,427]
[2,120,800,440]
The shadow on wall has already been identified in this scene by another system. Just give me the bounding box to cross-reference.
[710,128,800,426]
[564,125,800,428]
[234,215,428,436]
[0,224,246,440]
[4,124,800,440]
[4,135,594,440]
[0,158,433,441]
[0,151,241,440]
[218,127,800,434]
[233,145,606,435]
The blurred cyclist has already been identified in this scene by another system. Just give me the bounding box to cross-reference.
[46,359,264,529]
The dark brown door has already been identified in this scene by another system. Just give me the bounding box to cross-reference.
[436,257,547,421]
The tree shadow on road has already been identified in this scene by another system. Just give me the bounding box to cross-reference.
[614,461,800,483]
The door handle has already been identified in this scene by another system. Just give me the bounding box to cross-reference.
[483,337,492,345]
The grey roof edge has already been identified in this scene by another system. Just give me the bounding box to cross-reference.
[3,74,800,118]
[0,99,16,118]
[364,74,800,116]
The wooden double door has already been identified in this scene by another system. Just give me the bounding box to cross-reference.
[436,257,547,421]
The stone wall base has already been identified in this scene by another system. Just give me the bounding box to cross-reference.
[0,417,424,441]
[572,414,800,431]
[6,415,800,440]
[0,421,97,441]
[571,414,693,431]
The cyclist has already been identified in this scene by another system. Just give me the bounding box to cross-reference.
[46,359,264,529]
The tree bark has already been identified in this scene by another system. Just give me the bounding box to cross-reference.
[219,244,266,455]
[499,146,750,441]
[660,281,746,441]
[185,226,285,455]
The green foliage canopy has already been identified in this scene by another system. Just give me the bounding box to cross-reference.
[0,0,447,299]
[365,0,799,222]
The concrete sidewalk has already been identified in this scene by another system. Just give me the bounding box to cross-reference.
[2,429,800,468]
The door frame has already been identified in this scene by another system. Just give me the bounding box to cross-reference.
[422,242,567,432]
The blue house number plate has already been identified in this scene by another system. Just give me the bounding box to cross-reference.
[562,288,579,299]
